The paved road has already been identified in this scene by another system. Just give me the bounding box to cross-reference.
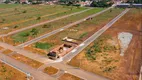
[17,7,113,47]
[51,63,109,80]
[63,8,130,61]
[0,8,92,37]
[0,53,56,80]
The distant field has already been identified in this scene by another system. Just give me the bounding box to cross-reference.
[0,4,21,8]
[0,5,87,34]
[3,8,105,46]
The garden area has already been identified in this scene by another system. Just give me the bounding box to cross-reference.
[25,8,124,56]
[3,8,105,45]
[0,4,87,34]
[0,62,26,80]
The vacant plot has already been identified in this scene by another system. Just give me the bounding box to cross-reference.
[0,5,86,34]
[44,66,58,75]
[68,8,142,80]
[58,73,82,80]
[4,8,105,45]
[25,8,124,55]
[10,53,43,69]
[0,62,26,80]
[0,46,4,50]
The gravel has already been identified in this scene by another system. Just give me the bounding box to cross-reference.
[118,32,133,56]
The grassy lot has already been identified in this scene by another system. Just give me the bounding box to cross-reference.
[35,42,53,50]
[0,62,26,80]
[0,5,87,34]
[44,66,58,75]
[25,8,124,55]
[4,8,104,45]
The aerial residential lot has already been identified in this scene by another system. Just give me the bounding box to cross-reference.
[25,8,124,55]
[1,8,105,45]
[0,3,141,80]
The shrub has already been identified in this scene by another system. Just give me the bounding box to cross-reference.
[79,32,88,39]
[22,10,27,13]
[42,24,51,28]
[37,17,41,20]
[14,25,19,28]
[30,28,39,36]
[19,32,30,37]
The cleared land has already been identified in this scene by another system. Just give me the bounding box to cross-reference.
[25,8,124,55]
[0,5,87,34]
[44,66,58,75]
[58,73,83,80]
[2,8,105,45]
[68,8,142,80]
[9,53,43,69]
[0,62,26,80]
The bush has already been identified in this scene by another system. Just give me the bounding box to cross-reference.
[91,0,113,7]
[19,32,30,37]
[37,17,41,20]
[22,10,27,13]
[14,25,19,28]
[42,24,51,28]
[79,32,88,39]
[0,18,6,23]
[30,28,39,36]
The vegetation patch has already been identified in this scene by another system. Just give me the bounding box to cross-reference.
[79,32,88,39]
[35,42,53,50]
[85,35,114,60]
